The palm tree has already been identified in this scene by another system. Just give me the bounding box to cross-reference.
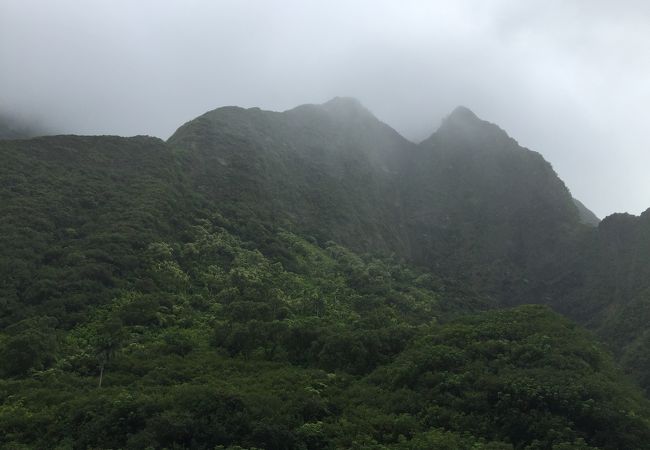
[94,317,125,388]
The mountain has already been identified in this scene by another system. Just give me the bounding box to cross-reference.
[402,107,584,301]
[1,99,650,449]
[168,97,412,253]
[169,101,587,304]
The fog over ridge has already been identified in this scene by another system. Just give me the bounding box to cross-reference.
[1,0,649,218]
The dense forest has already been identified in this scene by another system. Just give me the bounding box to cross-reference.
[1,99,650,449]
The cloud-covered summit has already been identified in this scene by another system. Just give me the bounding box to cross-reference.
[1,0,649,217]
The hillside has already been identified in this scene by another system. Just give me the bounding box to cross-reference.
[0,135,192,329]
[1,100,650,448]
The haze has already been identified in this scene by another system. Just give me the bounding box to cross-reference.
[1,0,649,218]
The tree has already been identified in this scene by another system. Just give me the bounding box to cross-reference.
[0,317,58,377]
[93,317,125,387]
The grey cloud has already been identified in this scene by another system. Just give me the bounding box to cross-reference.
[1,0,649,217]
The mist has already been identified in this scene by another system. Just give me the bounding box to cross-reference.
[1,0,649,218]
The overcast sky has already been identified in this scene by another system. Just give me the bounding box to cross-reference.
[1,0,649,217]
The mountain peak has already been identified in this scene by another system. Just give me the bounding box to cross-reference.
[319,97,372,118]
[423,105,510,147]
[439,106,490,133]
[447,105,480,123]
[283,97,378,125]
[323,96,365,109]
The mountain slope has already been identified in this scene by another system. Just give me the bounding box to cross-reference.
[0,144,647,447]
[549,209,650,392]
[0,135,192,328]
[168,101,588,305]
[166,99,650,396]
[2,99,650,448]
[401,107,584,301]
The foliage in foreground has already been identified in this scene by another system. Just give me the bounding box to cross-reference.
[1,216,649,449]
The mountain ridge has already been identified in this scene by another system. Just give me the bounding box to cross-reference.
[167,98,649,389]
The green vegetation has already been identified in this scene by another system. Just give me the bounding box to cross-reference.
[1,99,650,448]
[551,210,650,394]
[1,215,647,448]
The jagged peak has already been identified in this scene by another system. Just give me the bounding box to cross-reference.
[439,105,493,132]
[420,105,511,148]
